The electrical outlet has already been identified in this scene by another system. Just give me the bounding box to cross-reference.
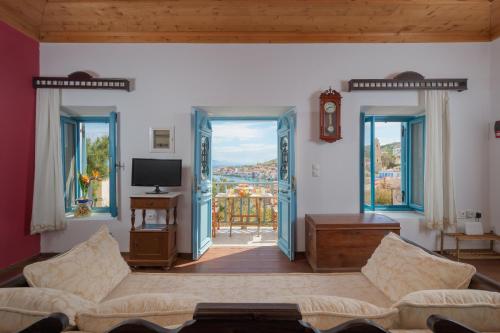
[466,209,475,219]
[145,210,158,223]
[312,163,320,178]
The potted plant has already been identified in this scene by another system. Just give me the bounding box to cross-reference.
[74,171,100,217]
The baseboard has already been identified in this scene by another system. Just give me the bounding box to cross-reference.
[178,252,192,259]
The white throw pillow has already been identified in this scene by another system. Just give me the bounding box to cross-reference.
[269,295,399,329]
[23,226,131,303]
[394,289,500,331]
[76,293,205,333]
[361,233,476,301]
[0,287,94,333]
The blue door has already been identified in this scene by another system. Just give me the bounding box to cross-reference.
[192,109,213,260]
[277,109,297,260]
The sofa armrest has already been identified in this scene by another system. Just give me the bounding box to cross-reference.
[0,274,29,288]
[17,312,69,333]
[427,314,480,333]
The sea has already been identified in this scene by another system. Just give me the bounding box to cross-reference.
[213,174,275,183]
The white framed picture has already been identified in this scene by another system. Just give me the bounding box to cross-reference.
[149,127,174,153]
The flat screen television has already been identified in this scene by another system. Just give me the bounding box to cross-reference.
[132,158,182,194]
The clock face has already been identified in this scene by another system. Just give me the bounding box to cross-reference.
[324,101,336,114]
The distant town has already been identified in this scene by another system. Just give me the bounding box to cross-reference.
[213,159,277,182]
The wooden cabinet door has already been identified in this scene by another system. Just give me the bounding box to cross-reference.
[130,232,168,260]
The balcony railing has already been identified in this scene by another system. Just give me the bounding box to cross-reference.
[212,181,278,226]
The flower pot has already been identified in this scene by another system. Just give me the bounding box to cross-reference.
[74,198,93,218]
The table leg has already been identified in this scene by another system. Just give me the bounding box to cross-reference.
[456,238,460,262]
[229,198,234,237]
[131,209,136,230]
[440,231,444,254]
[166,208,170,225]
[173,206,177,224]
[256,197,261,237]
[142,210,146,227]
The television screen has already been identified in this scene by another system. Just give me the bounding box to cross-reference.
[132,159,182,187]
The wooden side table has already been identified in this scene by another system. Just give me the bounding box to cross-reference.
[128,193,181,269]
[441,232,500,261]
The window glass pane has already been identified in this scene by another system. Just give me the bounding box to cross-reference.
[81,122,110,208]
[364,121,372,207]
[63,122,76,210]
[374,122,403,206]
[411,121,424,207]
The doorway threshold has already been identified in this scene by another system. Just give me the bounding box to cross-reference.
[212,227,277,247]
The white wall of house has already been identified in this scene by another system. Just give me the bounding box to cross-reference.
[40,43,492,254]
[490,39,500,247]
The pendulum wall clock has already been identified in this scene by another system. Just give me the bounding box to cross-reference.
[319,87,342,143]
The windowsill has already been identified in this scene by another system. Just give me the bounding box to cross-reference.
[373,210,424,220]
[65,212,118,222]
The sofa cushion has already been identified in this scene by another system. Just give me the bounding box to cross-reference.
[394,289,500,331]
[104,272,393,308]
[23,226,131,303]
[361,233,476,301]
[76,293,205,333]
[271,295,398,329]
[0,287,94,333]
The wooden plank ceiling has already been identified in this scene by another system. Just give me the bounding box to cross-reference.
[493,0,500,39]
[0,0,498,43]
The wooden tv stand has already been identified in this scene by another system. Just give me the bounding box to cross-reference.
[128,193,181,269]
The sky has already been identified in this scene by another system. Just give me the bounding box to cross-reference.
[212,120,277,166]
[375,122,401,145]
[84,123,109,141]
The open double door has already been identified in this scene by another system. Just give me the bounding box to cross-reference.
[191,108,297,260]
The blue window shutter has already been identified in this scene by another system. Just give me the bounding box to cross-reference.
[359,112,366,213]
[368,117,375,211]
[60,116,78,212]
[408,116,425,211]
[401,121,408,206]
[109,112,118,217]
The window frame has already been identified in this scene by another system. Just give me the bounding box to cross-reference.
[60,116,78,212]
[60,113,118,217]
[360,114,425,212]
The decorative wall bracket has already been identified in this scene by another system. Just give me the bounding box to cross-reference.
[33,71,134,92]
[348,71,467,92]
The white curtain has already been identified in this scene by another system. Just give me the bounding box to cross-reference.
[31,89,66,234]
[423,90,456,231]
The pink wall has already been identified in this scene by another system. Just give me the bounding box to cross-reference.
[0,21,40,269]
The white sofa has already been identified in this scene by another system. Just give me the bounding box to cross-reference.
[0,226,498,333]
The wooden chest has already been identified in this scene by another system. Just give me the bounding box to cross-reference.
[305,214,400,272]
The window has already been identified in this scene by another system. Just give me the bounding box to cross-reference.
[61,113,118,217]
[360,115,425,211]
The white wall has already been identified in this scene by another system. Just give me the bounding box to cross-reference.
[40,43,492,253]
[490,39,500,245]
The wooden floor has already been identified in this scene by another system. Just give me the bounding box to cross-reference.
[137,246,313,274]
[444,256,500,282]
[1,246,500,284]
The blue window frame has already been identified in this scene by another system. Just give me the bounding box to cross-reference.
[60,113,118,217]
[360,114,425,212]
